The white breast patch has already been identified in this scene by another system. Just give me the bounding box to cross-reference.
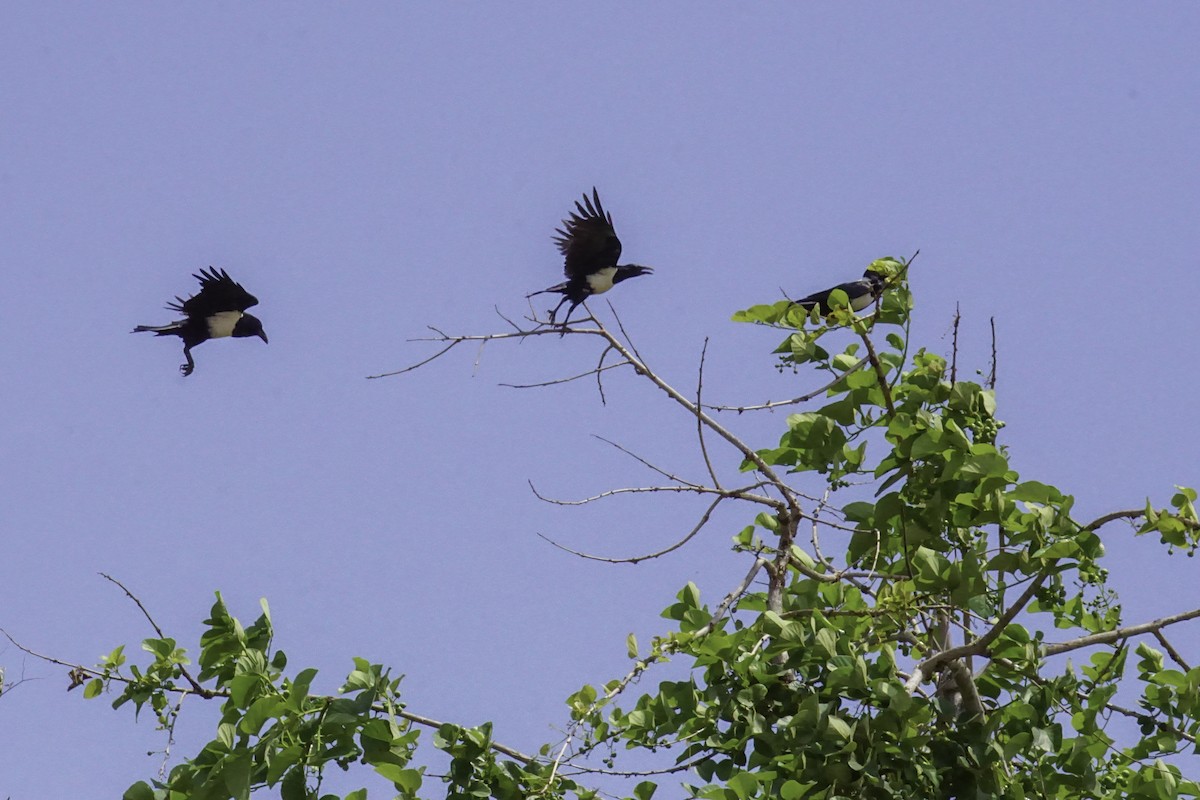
[585,267,618,294]
[207,311,243,338]
[850,292,875,312]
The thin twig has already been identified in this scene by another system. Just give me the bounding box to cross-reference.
[494,305,523,333]
[1153,630,1192,671]
[858,331,896,418]
[1106,703,1197,745]
[100,574,211,698]
[695,339,721,490]
[536,496,723,564]
[988,317,997,390]
[370,325,594,380]
[100,573,167,638]
[527,480,778,509]
[785,553,874,585]
[594,344,616,405]
[499,361,630,390]
[539,729,575,797]
[367,339,461,379]
[372,313,804,510]
[606,300,646,366]
[560,754,710,778]
[695,556,769,639]
[591,434,702,489]
[950,302,960,387]
[703,357,870,413]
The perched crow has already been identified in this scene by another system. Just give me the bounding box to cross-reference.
[791,270,886,316]
[527,188,653,327]
[133,267,268,376]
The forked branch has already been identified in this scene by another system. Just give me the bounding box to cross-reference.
[371,309,805,512]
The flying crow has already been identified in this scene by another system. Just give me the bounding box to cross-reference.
[527,188,653,327]
[791,270,886,316]
[133,267,268,376]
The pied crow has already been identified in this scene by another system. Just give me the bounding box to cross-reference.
[133,267,268,376]
[791,269,886,316]
[527,188,653,327]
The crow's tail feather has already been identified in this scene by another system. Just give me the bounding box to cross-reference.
[132,322,182,336]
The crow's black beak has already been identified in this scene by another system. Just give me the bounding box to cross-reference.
[258,331,269,344]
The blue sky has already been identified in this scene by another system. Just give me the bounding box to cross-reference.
[2,4,1198,797]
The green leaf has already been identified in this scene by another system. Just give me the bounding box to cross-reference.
[280,767,307,800]
[375,763,422,792]
[1010,481,1063,504]
[239,695,283,736]
[825,714,852,742]
[123,782,156,800]
[291,667,318,702]
[216,721,236,750]
[222,753,252,800]
[814,628,839,658]
[626,633,638,659]
[633,780,658,800]
[727,771,758,799]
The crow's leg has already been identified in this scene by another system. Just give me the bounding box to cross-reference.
[557,300,584,335]
[545,295,570,326]
[180,346,196,377]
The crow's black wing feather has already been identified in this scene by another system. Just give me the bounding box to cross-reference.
[795,277,877,313]
[552,187,622,279]
[170,268,259,315]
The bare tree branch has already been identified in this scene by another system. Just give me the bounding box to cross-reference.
[1153,630,1192,671]
[536,496,724,564]
[528,480,778,509]
[987,316,998,390]
[371,311,806,514]
[1106,702,1197,745]
[593,343,617,405]
[950,302,960,387]
[702,357,869,413]
[499,360,630,390]
[590,434,703,489]
[369,325,590,380]
[560,754,710,778]
[1082,508,1199,533]
[857,329,896,418]
[606,300,646,366]
[1043,607,1200,657]
[99,573,212,698]
[366,337,461,379]
[695,338,721,490]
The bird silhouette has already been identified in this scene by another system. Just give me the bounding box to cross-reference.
[133,267,268,376]
[527,188,653,327]
[791,270,886,316]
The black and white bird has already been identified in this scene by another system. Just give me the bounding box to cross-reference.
[133,267,268,376]
[791,270,886,316]
[527,188,653,327]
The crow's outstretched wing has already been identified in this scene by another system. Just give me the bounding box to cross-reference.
[168,268,259,315]
[552,188,622,280]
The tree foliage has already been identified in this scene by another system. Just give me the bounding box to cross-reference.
[8,257,1200,799]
